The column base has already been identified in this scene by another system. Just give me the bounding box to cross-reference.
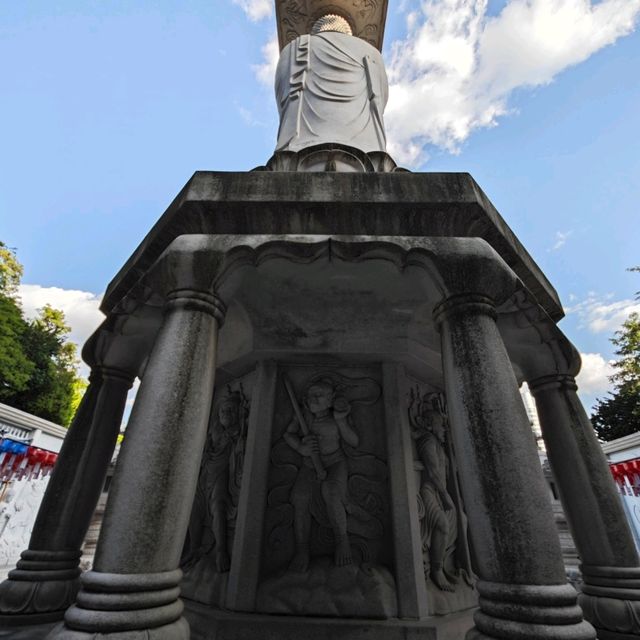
[579,565,640,639]
[468,581,596,640]
[594,632,640,640]
[0,550,81,625]
[44,618,190,640]
[46,569,186,639]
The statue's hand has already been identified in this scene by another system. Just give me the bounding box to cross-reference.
[300,434,319,456]
[333,397,351,419]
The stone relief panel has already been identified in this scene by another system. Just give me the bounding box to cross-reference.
[257,365,396,618]
[180,373,253,606]
[407,385,477,614]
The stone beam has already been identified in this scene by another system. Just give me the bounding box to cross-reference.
[102,172,562,321]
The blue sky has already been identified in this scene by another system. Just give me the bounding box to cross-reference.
[1,0,639,413]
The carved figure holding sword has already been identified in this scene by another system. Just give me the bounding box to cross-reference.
[283,375,359,572]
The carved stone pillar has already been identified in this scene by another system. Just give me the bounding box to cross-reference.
[530,373,640,640]
[51,288,225,639]
[382,363,429,619]
[225,360,278,611]
[435,294,595,640]
[0,366,133,625]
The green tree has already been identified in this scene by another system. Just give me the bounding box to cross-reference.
[0,244,85,426]
[591,268,640,441]
[0,243,33,399]
[0,295,35,399]
[0,242,23,296]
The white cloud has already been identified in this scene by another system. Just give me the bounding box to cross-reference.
[17,284,104,350]
[385,0,640,165]
[576,351,614,396]
[237,105,267,127]
[567,294,640,334]
[550,229,572,251]
[253,34,280,87]
[232,0,273,22]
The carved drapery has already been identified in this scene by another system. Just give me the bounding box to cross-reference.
[275,32,388,155]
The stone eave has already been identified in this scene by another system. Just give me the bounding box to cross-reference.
[102,171,563,321]
[275,0,389,51]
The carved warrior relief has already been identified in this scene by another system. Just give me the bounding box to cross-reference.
[181,382,250,604]
[275,0,388,50]
[258,369,396,618]
[408,388,474,594]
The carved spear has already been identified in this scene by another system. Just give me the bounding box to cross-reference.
[283,376,327,481]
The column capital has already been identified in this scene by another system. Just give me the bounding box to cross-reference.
[164,288,226,324]
[433,293,497,327]
[83,322,155,382]
[95,365,136,387]
[528,373,578,395]
[87,365,135,388]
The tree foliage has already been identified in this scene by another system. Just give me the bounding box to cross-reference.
[0,242,85,426]
[591,268,640,441]
[0,242,23,296]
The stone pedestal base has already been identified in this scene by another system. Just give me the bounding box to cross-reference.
[579,566,640,640]
[0,620,58,640]
[183,600,475,640]
[44,619,189,640]
[0,550,81,626]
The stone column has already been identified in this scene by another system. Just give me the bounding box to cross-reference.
[0,366,133,625]
[530,373,640,640]
[52,287,225,640]
[434,294,595,640]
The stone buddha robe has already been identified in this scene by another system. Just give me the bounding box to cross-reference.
[275,31,389,153]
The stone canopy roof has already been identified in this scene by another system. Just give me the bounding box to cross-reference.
[275,0,389,51]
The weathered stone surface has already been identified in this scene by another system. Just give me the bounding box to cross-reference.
[0,354,134,625]
[184,601,476,640]
[46,245,226,639]
[101,234,570,393]
[530,374,640,639]
[101,172,562,321]
[256,558,396,618]
[0,620,57,639]
[7,232,609,640]
[435,295,596,639]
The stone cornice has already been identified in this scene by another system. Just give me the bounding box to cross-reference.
[101,172,562,321]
